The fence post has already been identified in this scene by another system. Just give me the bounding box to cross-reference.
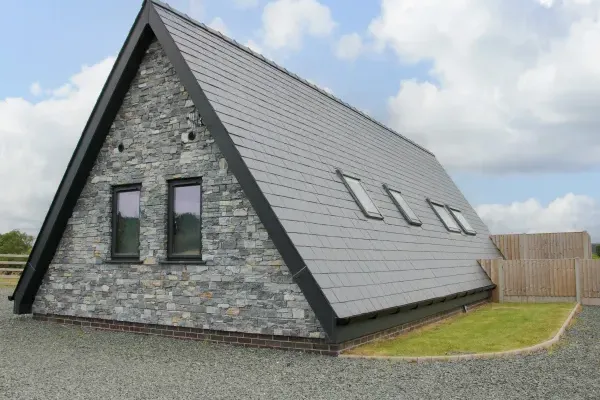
[575,258,582,304]
[490,259,503,303]
[498,261,504,303]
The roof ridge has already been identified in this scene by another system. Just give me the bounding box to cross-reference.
[150,0,434,156]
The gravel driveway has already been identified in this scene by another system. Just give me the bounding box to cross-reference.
[1,288,599,400]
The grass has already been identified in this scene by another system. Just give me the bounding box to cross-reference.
[593,253,600,259]
[346,303,576,357]
[0,278,18,288]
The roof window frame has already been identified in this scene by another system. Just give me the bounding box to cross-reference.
[427,198,461,233]
[336,169,383,220]
[111,183,142,261]
[447,206,477,235]
[382,184,422,226]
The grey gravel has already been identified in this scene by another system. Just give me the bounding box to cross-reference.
[1,289,599,400]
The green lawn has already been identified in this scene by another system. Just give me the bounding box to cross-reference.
[346,303,576,357]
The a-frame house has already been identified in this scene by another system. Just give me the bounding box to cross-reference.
[11,0,501,354]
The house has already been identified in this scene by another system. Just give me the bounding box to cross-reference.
[10,0,502,354]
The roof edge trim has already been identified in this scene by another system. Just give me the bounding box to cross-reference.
[332,288,492,343]
[11,1,154,313]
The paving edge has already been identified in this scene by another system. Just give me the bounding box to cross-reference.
[339,302,581,363]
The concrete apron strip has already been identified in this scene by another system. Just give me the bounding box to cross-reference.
[340,303,581,363]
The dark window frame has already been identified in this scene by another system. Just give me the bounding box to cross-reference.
[111,183,142,260]
[427,198,461,233]
[167,177,203,261]
[447,206,477,235]
[382,184,422,226]
[336,169,383,220]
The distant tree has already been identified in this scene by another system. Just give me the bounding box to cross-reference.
[0,230,34,255]
[174,212,201,254]
[596,243,600,258]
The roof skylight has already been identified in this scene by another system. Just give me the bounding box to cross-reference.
[448,207,476,235]
[383,184,421,226]
[337,170,382,219]
[428,199,461,233]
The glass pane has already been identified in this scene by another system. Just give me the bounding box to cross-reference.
[172,184,202,255]
[433,204,460,231]
[390,190,419,222]
[115,190,140,255]
[345,177,380,215]
[452,209,475,233]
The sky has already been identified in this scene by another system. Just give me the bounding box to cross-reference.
[2,0,600,240]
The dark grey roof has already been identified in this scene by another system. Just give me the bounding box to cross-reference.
[154,2,501,319]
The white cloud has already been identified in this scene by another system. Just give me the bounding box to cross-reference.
[335,33,363,60]
[187,1,228,36]
[29,82,42,97]
[476,193,600,239]
[537,0,555,7]
[245,39,263,54]
[52,83,73,98]
[234,0,259,8]
[188,0,204,21]
[261,0,336,51]
[208,17,228,35]
[369,0,600,173]
[306,78,333,94]
[0,57,115,235]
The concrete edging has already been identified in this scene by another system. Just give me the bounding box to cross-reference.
[340,303,581,363]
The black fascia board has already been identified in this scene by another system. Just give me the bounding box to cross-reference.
[447,205,477,235]
[332,288,492,343]
[11,1,154,313]
[148,3,337,337]
[382,183,422,226]
[427,198,462,233]
[336,168,384,220]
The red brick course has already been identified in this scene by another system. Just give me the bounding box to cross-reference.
[32,313,340,356]
[33,299,488,356]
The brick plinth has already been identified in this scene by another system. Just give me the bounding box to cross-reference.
[33,299,488,356]
[33,313,339,356]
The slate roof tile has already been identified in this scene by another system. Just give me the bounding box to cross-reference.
[154,2,501,319]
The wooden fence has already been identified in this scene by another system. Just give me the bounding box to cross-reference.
[0,254,27,287]
[490,232,592,260]
[479,258,600,305]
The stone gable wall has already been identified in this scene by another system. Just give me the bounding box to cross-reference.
[32,39,324,339]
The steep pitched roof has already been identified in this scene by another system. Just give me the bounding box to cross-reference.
[11,0,500,341]
[151,3,500,313]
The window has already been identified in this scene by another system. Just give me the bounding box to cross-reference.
[383,184,421,226]
[112,184,141,259]
[168,178,202,260]
[448,207,476,235]
[427,199,461,233]
[336,169,382,219]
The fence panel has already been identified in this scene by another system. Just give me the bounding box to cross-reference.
[0,253,27,287]
[581,259,600,305]
[490,232,591,260]
[478,258,600,304]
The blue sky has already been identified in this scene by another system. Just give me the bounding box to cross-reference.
[2,0,600,238]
